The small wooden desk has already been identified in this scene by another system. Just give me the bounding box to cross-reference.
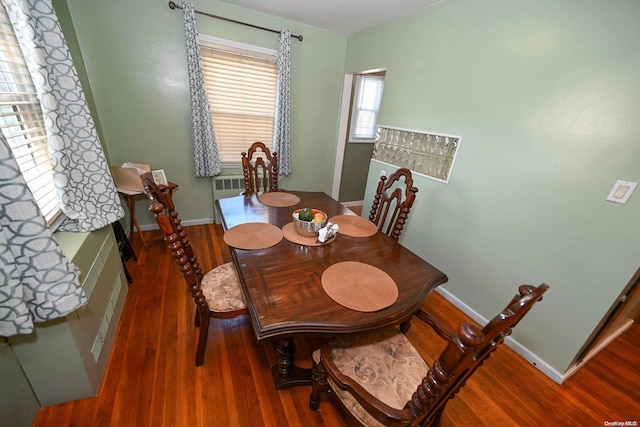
[118,182,178,249]
[216,191,447,389]
[118,190,147,248]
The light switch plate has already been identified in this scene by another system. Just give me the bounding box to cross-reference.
[606,180,637,204]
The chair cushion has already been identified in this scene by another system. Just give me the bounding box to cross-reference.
[201,262,246,312]
[313,327,428,427]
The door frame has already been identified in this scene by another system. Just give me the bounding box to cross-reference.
[331,73,354,200]
[564,267,640,379]
[332,68,386,201]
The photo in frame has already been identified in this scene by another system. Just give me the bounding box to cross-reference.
[151,169,168,186]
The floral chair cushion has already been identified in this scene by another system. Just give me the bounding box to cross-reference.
[201,262,246,312]
[312,326,428,427]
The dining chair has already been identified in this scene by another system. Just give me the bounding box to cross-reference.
[241,141,279,194]
[309,283,549,427]
[368,167,418,240]
[142,173,248,366]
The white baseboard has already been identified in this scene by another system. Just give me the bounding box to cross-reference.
[341,200,364,208]
[434,287,566,384]
[138,218,213,232]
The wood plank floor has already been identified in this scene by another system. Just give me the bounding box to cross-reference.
[33,222,639,426]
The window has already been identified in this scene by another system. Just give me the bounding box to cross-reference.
[199,36,277,165]
[349,74,385,142]
[0,4,60,224]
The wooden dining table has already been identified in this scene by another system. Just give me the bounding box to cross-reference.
[216,191,448,389]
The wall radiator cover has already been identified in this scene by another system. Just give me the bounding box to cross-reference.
[214,175,244,193]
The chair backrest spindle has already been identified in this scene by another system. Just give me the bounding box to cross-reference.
[142,173,206,307]
[369,167,418,240]
[241,141,278,194]
[409,284,549,425]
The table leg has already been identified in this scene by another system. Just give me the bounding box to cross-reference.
[270,338,311,389]
[125,195,148,249]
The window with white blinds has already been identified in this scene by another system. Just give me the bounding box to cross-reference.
[349,74,385,142]
[199,36,277,165]
[0,4,60,224]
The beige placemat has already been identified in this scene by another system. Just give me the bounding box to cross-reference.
[329,215,378,238]
[281,222,336,247]
[322,261,398,312]
[258,192,301,207]
[223,222,283,250]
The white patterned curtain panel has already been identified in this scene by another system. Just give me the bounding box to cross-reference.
[4,0,123,232]
[0,132,87,337]
[273,29,292,175]
[182,1,221,177]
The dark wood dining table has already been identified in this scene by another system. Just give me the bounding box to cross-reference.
[216,191,448,389]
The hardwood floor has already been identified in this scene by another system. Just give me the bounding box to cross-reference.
[33,222,639,426]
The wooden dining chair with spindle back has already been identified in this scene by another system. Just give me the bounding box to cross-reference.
[309,283,549,427]
[241,141,279,194]
[369,167,419,240]
[141,172,248,366]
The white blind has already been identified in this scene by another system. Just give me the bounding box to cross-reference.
[0,5,60,223]
[349,74,384,141]
[200,39,277,165]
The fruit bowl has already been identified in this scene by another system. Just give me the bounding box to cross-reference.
[292,208,328,237]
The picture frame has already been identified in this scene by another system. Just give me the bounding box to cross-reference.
[151,169,168,186]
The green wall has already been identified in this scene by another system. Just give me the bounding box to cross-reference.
[339,142,374,202]
[355,0,640,375]
[61,0,346,225]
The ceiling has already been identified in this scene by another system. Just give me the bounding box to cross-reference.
[216,0,444,35]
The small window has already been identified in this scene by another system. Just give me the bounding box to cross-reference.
[0,4,61,224]
[349,74,384,142]
[199,36,277,165]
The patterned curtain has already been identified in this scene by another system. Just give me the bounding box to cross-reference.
[0,131,87,337]
[4,0,123,232]
[182,1,221,177]
[273,29,292,175]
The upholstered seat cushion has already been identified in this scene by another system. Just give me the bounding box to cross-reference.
[312,327,428,427]
[201,262,246,312]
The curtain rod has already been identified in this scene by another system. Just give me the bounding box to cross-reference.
[168,1,303,42]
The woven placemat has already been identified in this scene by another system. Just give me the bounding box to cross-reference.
[322,261,398,312]
[223,222,283,250]
[258,192,301,207]
[329,215,378,238]
[281,222,336,247]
